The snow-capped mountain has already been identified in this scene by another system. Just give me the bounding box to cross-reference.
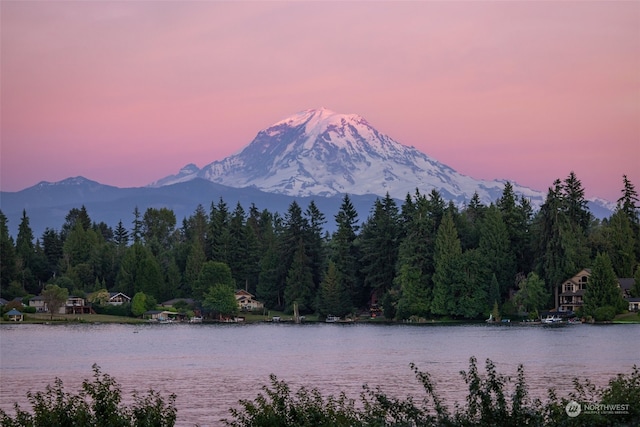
[151,108,546,205]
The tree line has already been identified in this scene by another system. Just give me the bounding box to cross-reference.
[1,172,639,320]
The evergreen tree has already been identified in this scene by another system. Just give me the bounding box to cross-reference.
[431,211,464,316]
[0,211,18,294]
[359,194,400,305]
[478,205,516,300]
[583,252,627,318]
[395,193,437,319]
[617,174,640,262]
[608,209,636,277]
[183,240,206,299]
[257,240,282,309]
[209,198,231,263]
[395,263,430,320]
[305,200,327,296]
[92,221,114,243]
[61,206,91,240]
[15,210,38,294]
[331,195,361,309]
[62,222,99,269]
[131,207,143,244]
[497,182,534,274]
[284,238,314,314]
[618,174,640,226]
[227,202,248,284]
[456,248,487,318]
[141,207,177,255]
[116,243,164,300]
[114,220,129,251]
[534,180,589,297]
[563,171,592,233]
[317,261,350,317]
[255,211,282,308]
[459,192,485,251]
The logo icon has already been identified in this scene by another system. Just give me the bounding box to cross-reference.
[565,400,581,418]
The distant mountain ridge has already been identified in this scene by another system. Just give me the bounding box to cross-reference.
[150,108,546,207]
[0,177,382,238]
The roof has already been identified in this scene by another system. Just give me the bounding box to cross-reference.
[109,292,131,299]
[235,290,254,297]
[6,309,23,316]
[618,278,635,292]
[0,298,8,305]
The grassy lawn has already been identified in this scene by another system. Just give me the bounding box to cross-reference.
[613,311,640,323]
[6,312,148,324]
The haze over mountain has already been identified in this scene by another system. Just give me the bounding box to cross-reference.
[151,108,547,206]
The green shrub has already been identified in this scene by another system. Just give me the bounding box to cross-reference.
[594,305,617,322]
[0,364,176,427]
[225,358,640,427]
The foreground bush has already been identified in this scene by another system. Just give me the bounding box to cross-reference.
[224,357,640,427]
[2,359,638,426]
[0,364,176,427]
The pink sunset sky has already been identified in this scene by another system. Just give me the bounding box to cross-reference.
[1,1,638,202]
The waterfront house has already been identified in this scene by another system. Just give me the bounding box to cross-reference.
[29,295,92,314]
[557,269,590,313]
[557,270,636,313]
[235,290,264,311]
[29,295,47,312]
[108,292,131,305]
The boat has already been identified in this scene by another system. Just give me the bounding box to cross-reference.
[541,314,562,324]
[325,315,340,323]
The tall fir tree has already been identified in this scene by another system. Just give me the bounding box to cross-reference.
[607,209,636,277]
[395,193,437,319]
[15,210,38,293]
[359,194,400,306]
[478,205,516,300]
[431,211,464,316]
[617,174,640,262]
[305,200,327,296]
[331,195,360,309]
[284,238,314,314]
[0,211,18,295]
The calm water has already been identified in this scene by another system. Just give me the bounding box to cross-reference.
[1,322,638,426]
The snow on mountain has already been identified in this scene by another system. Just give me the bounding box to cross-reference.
[151,108,546,206]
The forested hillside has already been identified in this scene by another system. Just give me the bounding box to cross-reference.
[1,173,638,320]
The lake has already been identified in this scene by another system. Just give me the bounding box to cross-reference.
[1,322,638,426]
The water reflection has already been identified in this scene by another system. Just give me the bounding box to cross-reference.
[1,322,638,426]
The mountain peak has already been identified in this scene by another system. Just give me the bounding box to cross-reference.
[151,108,547,208]
[271,108,367,135]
